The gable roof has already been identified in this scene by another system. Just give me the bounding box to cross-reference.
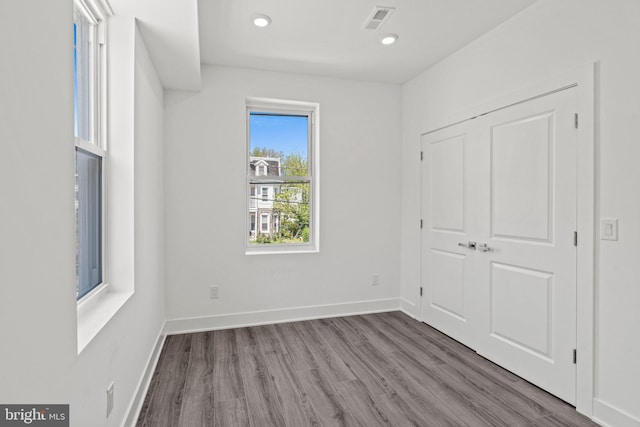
[249,156,281,177]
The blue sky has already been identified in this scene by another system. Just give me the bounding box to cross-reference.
[250,113,308,159]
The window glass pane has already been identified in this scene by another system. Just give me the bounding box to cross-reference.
[74,9,92,142]
[248,181,310,245]
[249,113,308,177]
[76,148,102,299]
[248,111,312,246]
[273,182,310,242]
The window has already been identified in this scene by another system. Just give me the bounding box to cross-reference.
[250,213,256,233]
[75,0,107,301]
[250,186,257,208]
[246,98,319,253]
[261,214,270,233]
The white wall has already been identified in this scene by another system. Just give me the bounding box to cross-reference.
[0,0,76,405]
[164,65,402,327]
[401,0,640,425]
[0,3,165,426]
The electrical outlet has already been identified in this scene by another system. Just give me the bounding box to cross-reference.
[106,382,114,418]
[210,286,219,299]
[372,274,379,286]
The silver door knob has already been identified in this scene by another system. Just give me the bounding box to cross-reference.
[478,243,491,252]
[458,241,476,250]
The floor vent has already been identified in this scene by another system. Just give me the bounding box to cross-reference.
[362,6,395,30]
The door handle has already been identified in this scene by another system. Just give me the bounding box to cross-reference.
[458,241,477,250]
[478,243,491,252]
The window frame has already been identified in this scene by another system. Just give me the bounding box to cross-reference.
[260,213,270,234]
[75,0,109,306]
[245,97,320,254]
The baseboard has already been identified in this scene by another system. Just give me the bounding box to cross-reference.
[592,398,640,427]
[122,323,167,427]
[164,298,401,335]
[400,298,418,320]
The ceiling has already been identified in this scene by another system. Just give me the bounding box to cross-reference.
[110,0,537,90]
[198,0,536,84]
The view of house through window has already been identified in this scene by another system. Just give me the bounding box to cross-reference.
[248,108,313,247]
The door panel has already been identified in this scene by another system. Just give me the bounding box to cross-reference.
[430,135,465,232]
[491,112,553,241]
[430,249,466,321]
[490,262,553,359]
[421,124,478,346]
[421,87,577,404]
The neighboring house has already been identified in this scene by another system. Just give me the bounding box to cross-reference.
[249,156,281,239]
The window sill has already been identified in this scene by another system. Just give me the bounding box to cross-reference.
[245,244,319,255]
[77,287,133,354]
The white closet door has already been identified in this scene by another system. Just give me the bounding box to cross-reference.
[421,87,577,404]
[474,88,577,404]
[420,120,481,347]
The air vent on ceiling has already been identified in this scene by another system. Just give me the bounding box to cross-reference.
[362,6,395,31]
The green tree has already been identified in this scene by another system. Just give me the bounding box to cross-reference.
[273,152,310,241]
[280,152,308,176]
[251,147,283,159]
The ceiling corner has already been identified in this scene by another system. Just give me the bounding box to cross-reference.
[109,0,202,91]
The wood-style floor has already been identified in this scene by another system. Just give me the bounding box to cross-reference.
[136,311,598,426]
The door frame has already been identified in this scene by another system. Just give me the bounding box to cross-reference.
[419,64,595,417]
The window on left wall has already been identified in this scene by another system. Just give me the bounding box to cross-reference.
[74,0,107,301]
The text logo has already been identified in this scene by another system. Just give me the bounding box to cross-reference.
[0,405,68,427]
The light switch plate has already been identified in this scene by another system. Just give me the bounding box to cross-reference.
[601,219,618,241]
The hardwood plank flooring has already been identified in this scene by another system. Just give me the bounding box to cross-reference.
[136,312,598,427]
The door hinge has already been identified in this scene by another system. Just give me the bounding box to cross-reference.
[573,231,578,246]
[574,113,579,129]
[420,287,423,297]
[420,151,424,161]
[573,349,577,364]
[420,219,423,229]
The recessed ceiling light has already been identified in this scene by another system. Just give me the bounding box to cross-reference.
[253,14,271,28]
[380,34,398,45]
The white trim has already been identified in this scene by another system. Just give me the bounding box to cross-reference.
[418,63,596,417]
[246,97,318,113]
[76,281,108,309]
[122,324,166,427]
[245,243,317,255]
[75,0,98,25]
[163,298,401,335]
[575,63,596,417]
[400,298,418,318]
[76,137,105,157]
[79,0,114,21]
[77,289,133,353]
[592,398,640,427]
